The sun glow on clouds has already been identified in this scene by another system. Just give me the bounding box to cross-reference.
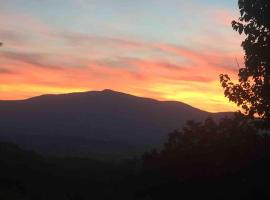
[0,1,242,112]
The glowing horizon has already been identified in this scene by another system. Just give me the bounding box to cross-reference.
[0,0,243,112]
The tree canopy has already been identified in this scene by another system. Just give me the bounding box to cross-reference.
[220,0,270,126]
[143,115,270,178]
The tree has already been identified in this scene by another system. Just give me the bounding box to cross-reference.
[220,0,270,126]
[143,115,270,178]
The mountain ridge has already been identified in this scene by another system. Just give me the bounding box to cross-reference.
[0,89,233,158]
[0,89,222,114]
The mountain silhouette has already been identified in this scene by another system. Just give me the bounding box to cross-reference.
[0,89,232,158]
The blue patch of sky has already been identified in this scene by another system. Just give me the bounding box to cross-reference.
[1,0,239,46]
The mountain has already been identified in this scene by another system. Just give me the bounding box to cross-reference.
[0,89,232,158]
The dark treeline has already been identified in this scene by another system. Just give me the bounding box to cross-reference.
[140,114,270,199]
[1,115,270,199]
[0,142,142,200]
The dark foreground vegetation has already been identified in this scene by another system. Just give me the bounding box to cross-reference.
[1,115,270,200]
[0,141,141,200]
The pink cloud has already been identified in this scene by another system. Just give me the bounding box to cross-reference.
[210,9,238,26]
[0,10,242,112]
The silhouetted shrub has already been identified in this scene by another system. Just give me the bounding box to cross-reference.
[143,114,270,179]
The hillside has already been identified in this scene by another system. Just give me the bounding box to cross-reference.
[0,89,232,157]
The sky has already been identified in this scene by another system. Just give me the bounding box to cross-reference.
[0,0,244,112]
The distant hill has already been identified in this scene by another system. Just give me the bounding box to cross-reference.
[0,89,232,158]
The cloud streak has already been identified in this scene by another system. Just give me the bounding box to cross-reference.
[0,67,13,74]
[0,51,63,70]
[0,4,242,112]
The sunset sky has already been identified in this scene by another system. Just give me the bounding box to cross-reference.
[0,0,244,112]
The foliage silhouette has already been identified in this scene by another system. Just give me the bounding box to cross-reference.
[2,116,270,200]
[141,115,270,199]
[143,114,270,178]
[0,142,142,200]
[220,0,270,127]
[140,2,270,197]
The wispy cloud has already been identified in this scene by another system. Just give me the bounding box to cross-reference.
[0,4,241,112]
[0,51,63,70]
[0,67,13,74]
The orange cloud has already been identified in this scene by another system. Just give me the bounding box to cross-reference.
[0,46,239,113]
[0,11,242,112]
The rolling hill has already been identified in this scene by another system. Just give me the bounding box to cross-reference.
[0,89,232,158]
